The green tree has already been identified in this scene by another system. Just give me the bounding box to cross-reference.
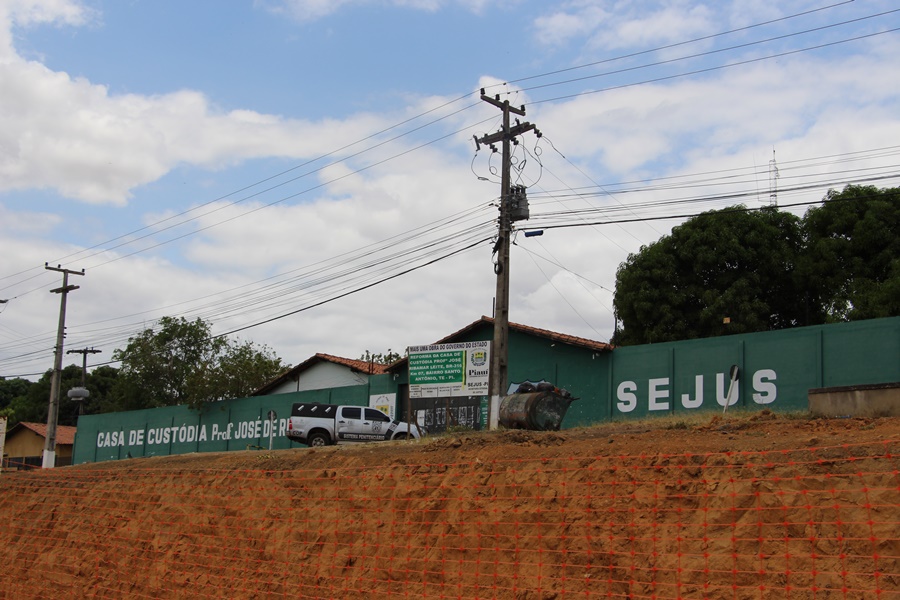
[82,365,121,415]
[359,349,402,365]
[613,206,807,345]
[0,377,32,410]
[112,316,286,410]
[4,365,87,427]
[0,376,32,420]
[801,185,900,321]
[188,339,287,404]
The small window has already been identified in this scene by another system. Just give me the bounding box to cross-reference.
[366,408,391,422]
[342,407,361,420]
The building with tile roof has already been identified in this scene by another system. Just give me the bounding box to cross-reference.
[2,422,77,470]
[387,315,612,372]
[252,352,390,396]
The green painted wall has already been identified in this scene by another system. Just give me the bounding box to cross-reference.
[597,317,899,424]
[439,317,899,426]
[73,317,900,463]
[73,385,372,464]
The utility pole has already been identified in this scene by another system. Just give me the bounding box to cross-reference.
[474,89,540,430]
[67,347,101,387]
[768,149,779,207]
[43,263,84,468]
[67,347,101,416]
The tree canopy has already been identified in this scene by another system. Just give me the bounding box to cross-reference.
[801,185,900,321]
[612,185,900,345]
[359,349,403,365]
[1,317,287,425]
[112,316,286,410]
[1,365,118,428]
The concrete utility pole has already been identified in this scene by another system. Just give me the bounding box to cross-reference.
[67,347,101,387]
[67,347,101,416]
[474,89,540,430]
[43,263,84,468]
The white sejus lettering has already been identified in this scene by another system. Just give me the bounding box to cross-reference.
[681,375,704,409]
[752,369,777,404]
[648,378,670,411]
[616,381,638,413]
[715,373,739,407]
[616,369,779,413]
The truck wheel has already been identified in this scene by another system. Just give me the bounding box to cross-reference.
[308,432,330,447]
[393,433,410,441]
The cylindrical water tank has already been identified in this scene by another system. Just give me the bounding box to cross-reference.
[499,391,577,431]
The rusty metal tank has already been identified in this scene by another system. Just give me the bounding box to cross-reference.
[498,390,577,431]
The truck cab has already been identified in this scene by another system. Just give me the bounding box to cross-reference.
[286,403,422,447]
[334,406,394,441]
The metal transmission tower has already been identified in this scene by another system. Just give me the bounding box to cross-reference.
[43,263,84,468]
[474,89,540,430]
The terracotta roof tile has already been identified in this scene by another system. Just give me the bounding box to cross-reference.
[14,422,77,446]
[315,353,391,375]
[435,316,611,352]
[252,353,389,395]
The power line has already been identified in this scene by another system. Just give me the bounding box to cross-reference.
[2,3,897,374]
[2,150,896,376]
[517,9,900,96]
[506,0,857,86]
[0,1,880,295]
[519,189,897,233]
[528,27,900,106]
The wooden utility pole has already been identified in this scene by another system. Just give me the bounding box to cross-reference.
[475,89,539,429]
[43,263,84,468]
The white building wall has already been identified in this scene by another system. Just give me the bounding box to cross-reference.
[265,362,370,394]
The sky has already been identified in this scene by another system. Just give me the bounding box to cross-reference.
[1,0,899,381]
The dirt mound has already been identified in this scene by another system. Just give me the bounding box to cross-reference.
[2,413,898,599]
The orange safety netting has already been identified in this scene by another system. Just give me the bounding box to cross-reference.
[0,440,897,599]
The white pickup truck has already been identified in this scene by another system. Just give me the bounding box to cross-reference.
[286,403,423,447]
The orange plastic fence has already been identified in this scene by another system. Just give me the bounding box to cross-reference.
[0,440,897,599]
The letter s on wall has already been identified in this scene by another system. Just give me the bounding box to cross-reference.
[752,369,777,404]
[617,381,638,413]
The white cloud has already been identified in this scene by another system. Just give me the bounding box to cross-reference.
[533,5,610,47]
[1,0,898,380]
[534,0,716,50]
[0,202,61,235]
[0,0,95,60]
[0,43,402,204]
[255,0,516,21]
[3,0,91,26]
[599,3,714,49]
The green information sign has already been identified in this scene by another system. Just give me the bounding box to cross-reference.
[408,341,490,398]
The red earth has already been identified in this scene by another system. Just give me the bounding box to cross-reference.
[1,411,898,599]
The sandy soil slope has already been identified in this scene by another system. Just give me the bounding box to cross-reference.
[1,412,898,599]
